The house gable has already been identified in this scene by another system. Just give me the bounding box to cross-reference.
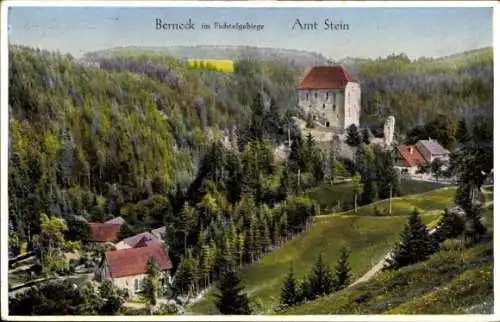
[88,223,122,243]
[105,243,173,279]
[396,144,427,168]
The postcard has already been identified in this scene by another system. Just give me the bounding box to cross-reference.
[1,1,497,321]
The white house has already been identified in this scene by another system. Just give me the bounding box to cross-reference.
[95,243,173,297]
[414,138,450,164]
[297,65,361,131]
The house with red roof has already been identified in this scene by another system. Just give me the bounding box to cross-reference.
[297,65,361,130]
[88,222,122,245]
[395,144,427,175]
[95,243,173,297]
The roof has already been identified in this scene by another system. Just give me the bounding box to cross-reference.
[118,232,162,249]
[151,226,166,240]
[105,216,126,225]
[88,223,122,243]
[298,66,357,90]
[397,145,427,167]
[105,243,173,278]
[416,139,449,156]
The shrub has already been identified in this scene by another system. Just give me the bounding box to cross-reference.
[441,239,465,252]
[373,205,385,216]
[158,303,178,315]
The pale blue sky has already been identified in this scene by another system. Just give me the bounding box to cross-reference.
[8,6,493,59]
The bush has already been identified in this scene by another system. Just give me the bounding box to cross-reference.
[119,288,130,299]
[69,259,79,273]
[158,303,178,315]
[441,239,465,252]
[250,297,264,313]
[373,205,386,216]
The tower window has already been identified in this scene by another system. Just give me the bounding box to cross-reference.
[326,122,330,127]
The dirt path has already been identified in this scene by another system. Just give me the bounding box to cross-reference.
[349,225,438,288]
[348,198,493,288]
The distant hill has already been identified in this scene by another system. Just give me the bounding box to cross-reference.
[83,45,330,69]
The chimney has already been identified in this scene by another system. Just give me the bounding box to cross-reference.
[409,147,414,154]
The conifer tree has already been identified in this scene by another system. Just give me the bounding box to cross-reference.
[200,245,212,289]
[334,246,352,291]
[236,233,245,267]
[463,201,487,245]
[432,208,466,245]
[385,209,436,270]
[362,128,371,145]
[260,219,272,252]
[308,252,334,297]
[456,118,470,145]
[346,124,361,146]
[272,220,281,246]
[178,202,195,255]
[298,276,313,302]
[360,179,378,205]
[214,269,252,315]
[280,265,298,306]
[327,149,337,184]
[141,257,161,314]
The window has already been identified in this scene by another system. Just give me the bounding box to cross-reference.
[326,122,330,127]
[134,279,139,291]
[323,104,326,109]
[326,92,329,100]
[306,93,309,100]
[314,92,318,99]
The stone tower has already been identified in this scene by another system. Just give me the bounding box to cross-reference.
[383,116,395,146]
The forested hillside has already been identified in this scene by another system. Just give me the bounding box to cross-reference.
[84,45,330,69]
[353,49,493,135]
[8,45,305,258]
[8,44,494,316]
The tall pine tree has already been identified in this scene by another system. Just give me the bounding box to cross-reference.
[308,252,335,298]
[334,246,352,291]
[214,269,252,315]
[385,209,436,270]
[280,265,298,306]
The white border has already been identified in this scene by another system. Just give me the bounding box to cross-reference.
[1,1,498,321]
[0,0,499,7]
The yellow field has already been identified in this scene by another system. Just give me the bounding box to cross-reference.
[187,59,234,73]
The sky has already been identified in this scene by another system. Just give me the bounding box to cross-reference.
[7,6,493,60]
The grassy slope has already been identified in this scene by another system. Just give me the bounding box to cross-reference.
[283,204,494,315]
[316,186,456,218]
[189,187,456,314]
[306,179,448,214]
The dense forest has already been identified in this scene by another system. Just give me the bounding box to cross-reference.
[8,44,494,315]
[355,50,493,136]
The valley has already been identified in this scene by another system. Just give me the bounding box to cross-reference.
[7,43,494,316]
